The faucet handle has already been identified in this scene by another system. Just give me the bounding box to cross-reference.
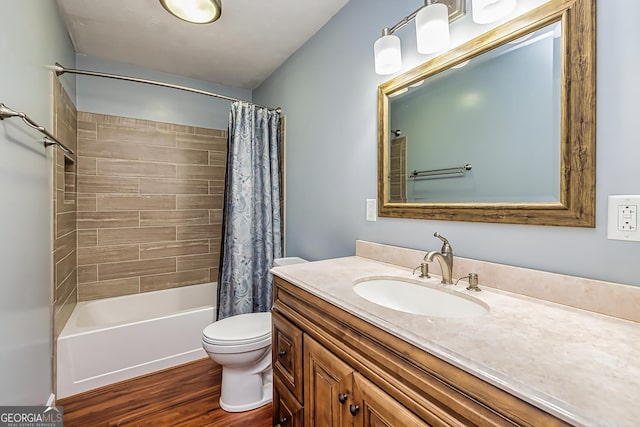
[434,232,451,252]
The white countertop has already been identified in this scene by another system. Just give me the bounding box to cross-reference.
[272,256,640,427]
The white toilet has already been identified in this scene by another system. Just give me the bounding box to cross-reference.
[202,257,307,412]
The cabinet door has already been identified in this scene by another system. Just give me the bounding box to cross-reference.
[273,375,303,427]
[273,310,304,402]
[304,335,354,427]
[351,373,431,427]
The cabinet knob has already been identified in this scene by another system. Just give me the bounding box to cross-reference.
[349,404,360,416]
[278,417,288,424]
[278,350,287,357]
[338,393,348,404]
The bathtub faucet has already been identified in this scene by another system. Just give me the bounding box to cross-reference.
[424,232,453,285]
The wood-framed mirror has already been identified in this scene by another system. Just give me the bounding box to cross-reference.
[377,0,595,227]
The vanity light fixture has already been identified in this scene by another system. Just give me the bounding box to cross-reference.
[374,29,402,75]
[374,0,465,75]
[160,0,222,24]
[471,0,516,24]
[416,2,450,54]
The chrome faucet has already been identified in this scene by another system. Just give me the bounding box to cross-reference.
[424,232,454,285]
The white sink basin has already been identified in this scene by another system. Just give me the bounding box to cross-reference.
[353,278,488,318]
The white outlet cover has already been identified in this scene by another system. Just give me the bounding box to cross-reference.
[366,199,377,222]
[607,195,640,242]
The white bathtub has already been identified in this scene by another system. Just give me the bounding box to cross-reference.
[57,283,216,399]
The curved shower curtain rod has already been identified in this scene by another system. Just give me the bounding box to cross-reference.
[54,63,281,113]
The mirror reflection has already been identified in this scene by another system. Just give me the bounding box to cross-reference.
[387,22,561,203]
[378,0,595,227]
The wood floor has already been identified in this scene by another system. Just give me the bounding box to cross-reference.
[58,358,272,427]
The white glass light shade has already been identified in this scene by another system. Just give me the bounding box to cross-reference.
[472,0,516,24]
[160,0,222,24]
[415,3,450,55]
[374,34,402,75]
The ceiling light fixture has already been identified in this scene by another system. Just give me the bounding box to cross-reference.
[160,0,222,24]
[471,0,516,24]
[374,0,465,75]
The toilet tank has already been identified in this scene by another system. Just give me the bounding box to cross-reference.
[273,257,308,267]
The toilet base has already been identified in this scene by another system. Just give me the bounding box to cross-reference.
[219,381,273,412]
[217,355,273,413]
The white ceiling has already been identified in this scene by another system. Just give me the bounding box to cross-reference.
[56,0,350,90]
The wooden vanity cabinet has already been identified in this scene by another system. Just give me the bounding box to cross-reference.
[305,334,428,427]
[273,311,303,401]
[272,276,570,427]
[273,374,303,427]
[303,334,354,426]
[273,311,304,426]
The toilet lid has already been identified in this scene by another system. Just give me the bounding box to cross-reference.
[203,312,272,345]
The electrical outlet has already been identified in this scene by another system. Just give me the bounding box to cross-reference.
[608,195,640,241]
[618,205,637,231]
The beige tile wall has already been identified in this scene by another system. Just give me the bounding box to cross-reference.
[52,77,78,337]
[76,112,226,301]
[389,136,406,203]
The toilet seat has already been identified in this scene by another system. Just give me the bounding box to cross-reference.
[202,312,272,350]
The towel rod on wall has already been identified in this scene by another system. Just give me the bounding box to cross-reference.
[409,163,472,179]
[0,103,74,155]
[53,63,281,113]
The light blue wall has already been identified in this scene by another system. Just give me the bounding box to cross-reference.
[0,0,75,404]
[75,54,252,129]
[254,0,640,287]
